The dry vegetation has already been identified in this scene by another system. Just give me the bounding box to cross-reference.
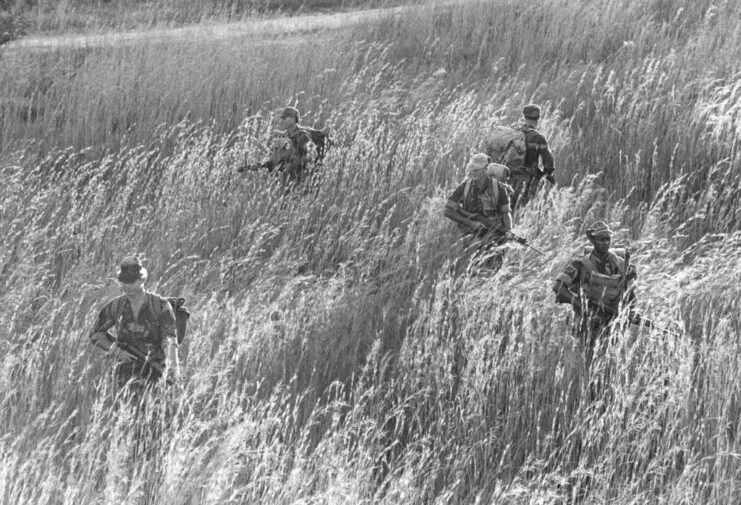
[1,0,741,503]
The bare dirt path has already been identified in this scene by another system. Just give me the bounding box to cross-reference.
[2,4,421,53]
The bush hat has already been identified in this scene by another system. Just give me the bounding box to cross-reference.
[466,153,491,176]
[117,256,147,284]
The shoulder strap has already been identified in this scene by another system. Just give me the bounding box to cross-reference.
[463,178,473,207]
[110,294,126,318]
[577,254,594,284]
[489,177,499,204]
[146,292,167,319]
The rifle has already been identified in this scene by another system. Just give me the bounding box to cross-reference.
[628,312,680,338]
[237,160,278,173]
[503,230,545,255]
[93,331,175,385]
[457,208,543,254]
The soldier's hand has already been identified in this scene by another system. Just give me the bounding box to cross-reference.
[90,331,114,351]
[506,232,526,245]
[471,221,488,235]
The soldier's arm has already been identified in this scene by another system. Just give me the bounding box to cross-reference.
[157,299,180,374]
[553,261,581,308]
[498,183,512,232]
[538,134,555,173]
[444,183,484,230]
[89,301,117,351]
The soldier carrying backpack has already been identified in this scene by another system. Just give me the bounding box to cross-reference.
[552,222,638,368]
[482,104,556,211]
[89,256,190,390]
[237,107,330,183]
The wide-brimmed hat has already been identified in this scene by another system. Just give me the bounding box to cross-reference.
[117,256,147,284]
[466,153,491,176]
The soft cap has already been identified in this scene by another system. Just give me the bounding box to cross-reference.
[280,107,300,121]
[586,221,614,239]
[523,104,541,120]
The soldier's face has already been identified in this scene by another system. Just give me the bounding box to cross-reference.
[472,168,487,185]
[280,115,295,129]
[591,236,611,254]
[119,279,144,297]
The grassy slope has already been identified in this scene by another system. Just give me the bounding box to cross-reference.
[1,0,741,503]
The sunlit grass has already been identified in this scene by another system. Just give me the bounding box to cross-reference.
[1,0,741,503]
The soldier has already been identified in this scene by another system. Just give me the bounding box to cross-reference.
[444,153,513,240]
[552,221,637,368]
[90,256,180,391]
[238,107,317,185]
[444,153,514,272]
[510,104,556,210]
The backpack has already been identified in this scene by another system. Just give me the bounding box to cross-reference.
[300,126,331,163]
[149,296,190,345]
[482,126,527,171]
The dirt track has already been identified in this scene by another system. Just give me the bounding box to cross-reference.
[2,4,417,53]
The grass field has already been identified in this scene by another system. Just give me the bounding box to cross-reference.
[1,0,741,503]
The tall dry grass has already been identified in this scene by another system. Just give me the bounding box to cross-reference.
[1,0,741,503]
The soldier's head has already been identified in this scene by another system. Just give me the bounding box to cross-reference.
[586,221,613,254]
[487,162,510,183]
[467,153,491,185]
[279,107,300,130]
[522,104,541,127]
[117,256,147,295]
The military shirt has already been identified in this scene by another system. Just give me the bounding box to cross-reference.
[92,293,177,364]
[447,176,511,216]
[523,127,555,172]
[556,250,637,317]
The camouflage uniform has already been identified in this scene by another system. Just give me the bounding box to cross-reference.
[554,226,636,367]
[510,104,556,210]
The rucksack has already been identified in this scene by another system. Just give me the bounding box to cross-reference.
[150,296,190,345]
[482,126,527,171]
[300,126,331,163]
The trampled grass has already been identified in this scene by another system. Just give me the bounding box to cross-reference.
[1,0,741,503]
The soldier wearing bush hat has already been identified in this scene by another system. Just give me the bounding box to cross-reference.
[552,221,637,367]
[445,153,513,238]
[509,103,556,210]
[443,153,515,272]
[89,256,180,390]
